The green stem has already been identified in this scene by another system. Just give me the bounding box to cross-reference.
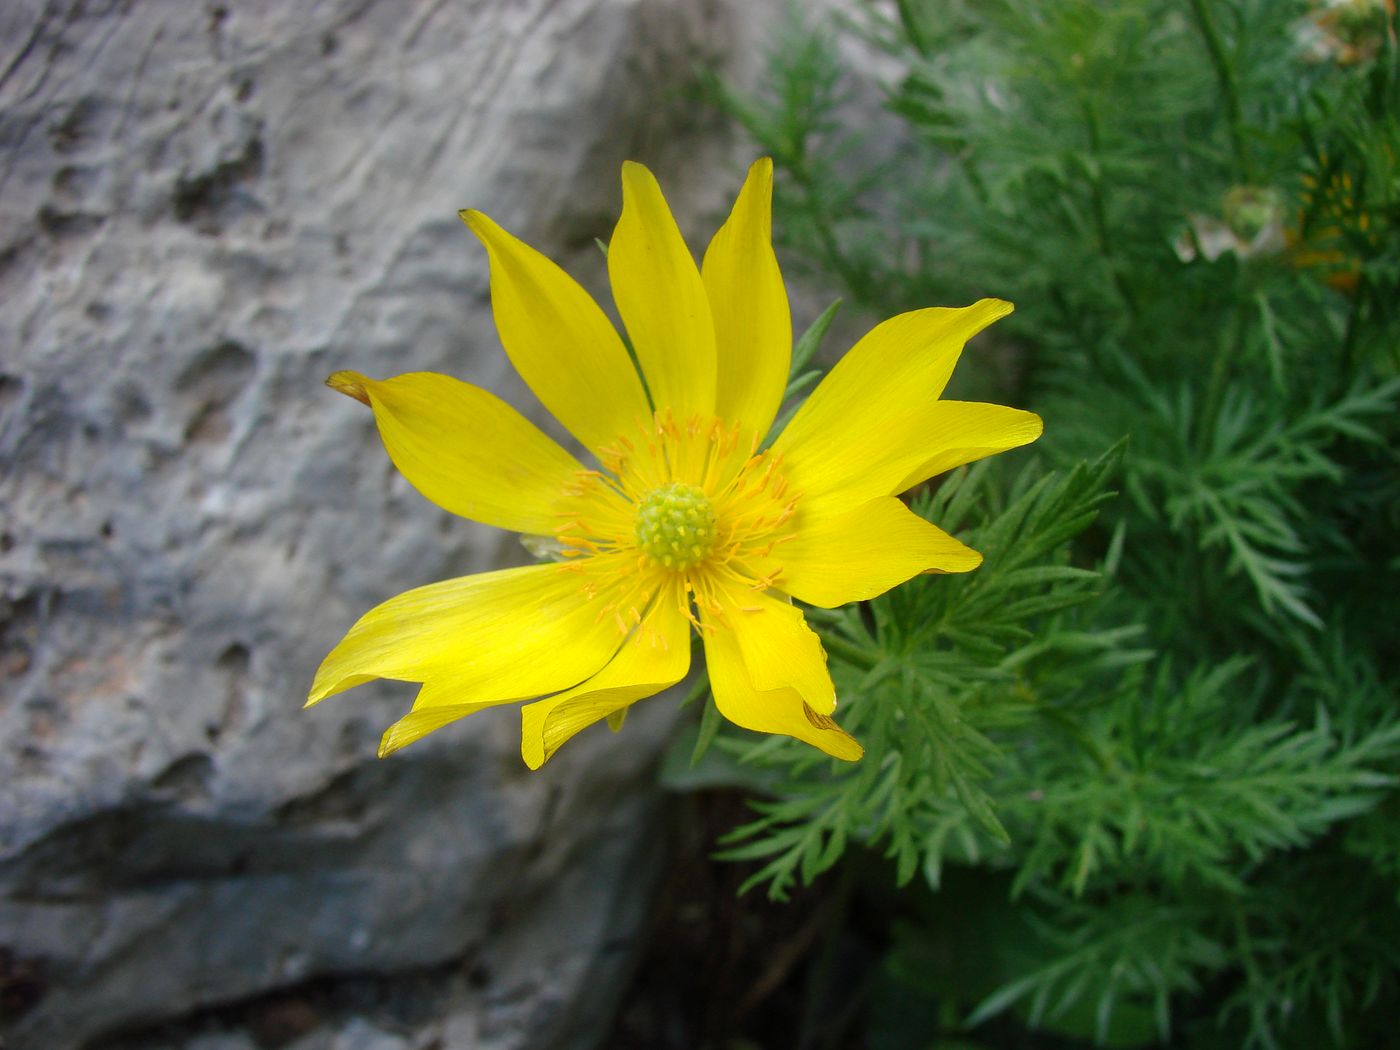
[1337,276,1367,384]
[1187,0,1252,180]
[1201,282,1246,434]
[1082,97,1139,322]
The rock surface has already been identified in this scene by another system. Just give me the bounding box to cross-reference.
[0,1,785,1047]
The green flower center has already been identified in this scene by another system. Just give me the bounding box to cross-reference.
[634,483,716,570]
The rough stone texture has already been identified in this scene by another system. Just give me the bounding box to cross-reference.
[0,1,785,1047]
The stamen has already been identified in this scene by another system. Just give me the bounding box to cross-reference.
[554,409,804,647]
[634,482,717,572]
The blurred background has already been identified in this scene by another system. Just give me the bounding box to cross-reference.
[3,2,1398,1049]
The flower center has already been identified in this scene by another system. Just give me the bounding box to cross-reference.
[634,482,716,570]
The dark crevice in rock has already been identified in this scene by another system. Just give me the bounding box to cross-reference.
[216,640,250,673]
[0,373,24,409]
[171,135,265,232]
[0,945,48,1025]
[50,163,98,202]
[81,951,469,1050]
[272,762,390,828]
[176,339,257,444]
[0,591,41,679]
[35,202,105,238]
[176,339,256,393]
[0,238,32,281]
[206,642,250,744]
[4,750,494,898]
[2,806,357,899]
[607,791,858,1050]
[47,96,111,155]
[151,752,215,802]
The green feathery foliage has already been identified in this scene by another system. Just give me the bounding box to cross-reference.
[677,0,1400,1045]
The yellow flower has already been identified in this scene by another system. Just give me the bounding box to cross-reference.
[308,159,1041,769]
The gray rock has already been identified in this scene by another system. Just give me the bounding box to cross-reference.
[0,1,788,1047]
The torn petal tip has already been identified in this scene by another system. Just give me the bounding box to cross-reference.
[326,370,373,406]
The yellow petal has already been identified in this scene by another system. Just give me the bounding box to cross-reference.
[461,211,651,453]
[702,158,792,436]
[721,584,836,715]
[308,561,627,706]
[519,579,691,769]
[378,680,498,757]
[771,496,983,609]
[327,370,581,533]
[380,706,476,756]
[609,161,717,417]
[771,300,1032,512]
[889,401,1044,493]
[701,596,862,761]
